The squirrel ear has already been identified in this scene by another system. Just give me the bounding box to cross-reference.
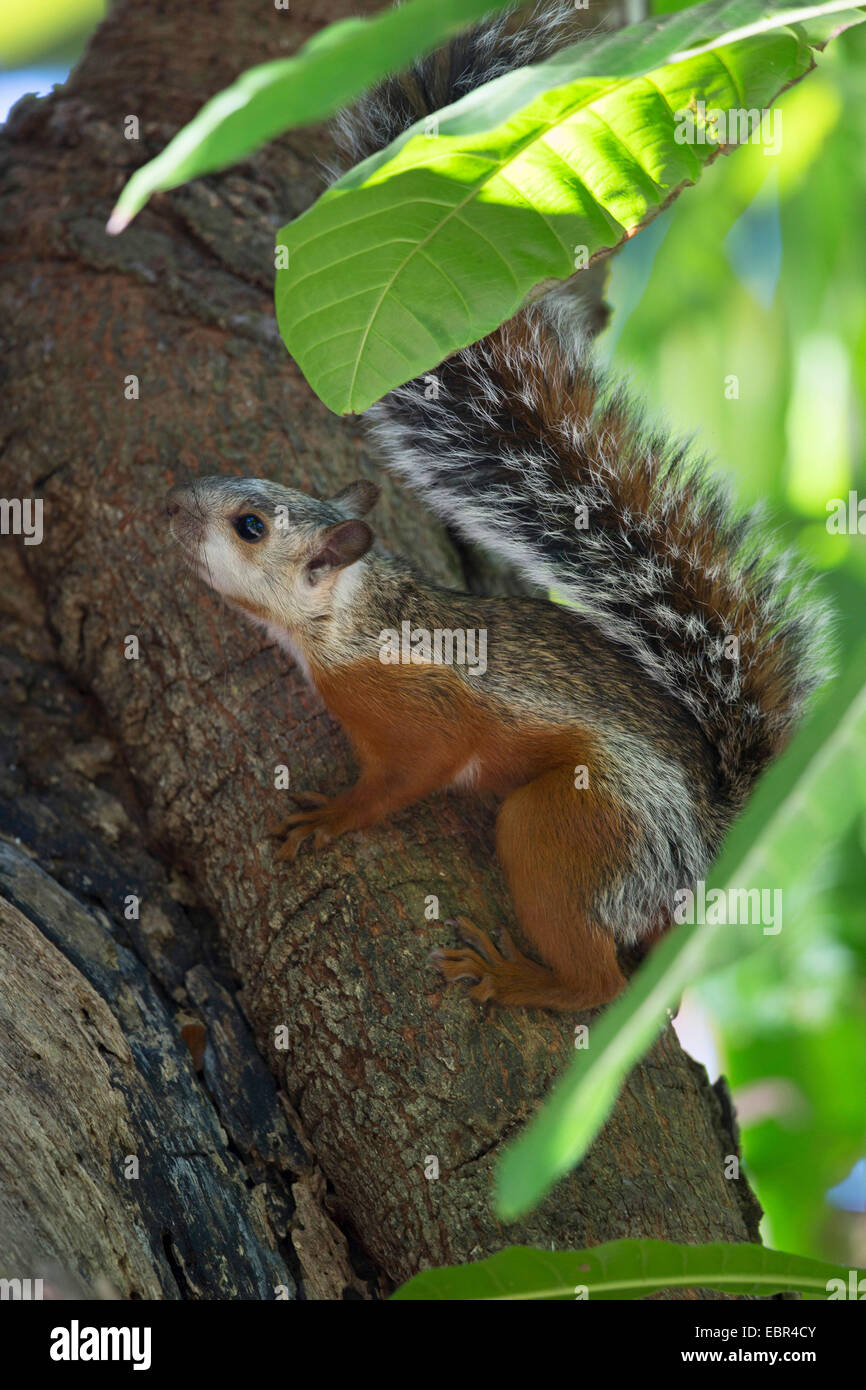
[330,478,380,518]
[306,519,373,583]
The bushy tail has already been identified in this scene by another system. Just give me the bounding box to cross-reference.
[369,308,832,806]
[334,3,831,805]
[330,1,583,174]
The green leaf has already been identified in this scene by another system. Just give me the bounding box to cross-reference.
[494,660,866,1221]
[276,0,865,413]
[106,0,520,233]
[708,977,866,1256]
[391,1239,862,1300]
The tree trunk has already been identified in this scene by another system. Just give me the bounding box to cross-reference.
[0,0,762,1299]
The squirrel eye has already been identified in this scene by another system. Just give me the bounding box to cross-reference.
[234,513,265,542]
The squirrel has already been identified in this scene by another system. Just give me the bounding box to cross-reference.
[167,2,830,1014]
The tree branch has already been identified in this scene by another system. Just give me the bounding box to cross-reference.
[0,0,761,1296]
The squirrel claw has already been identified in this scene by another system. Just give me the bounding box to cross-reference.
[453,915,515,960]
[273,829,304,862]
[275,809,326,831]
[269,792,330,838]
[430,946,489,984]
[273,818,334,862]
[431,917,514,1001]
[289,790,330,808]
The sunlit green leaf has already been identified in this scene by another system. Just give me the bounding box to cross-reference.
[391,1239,861,1300]
[277,0,865,412]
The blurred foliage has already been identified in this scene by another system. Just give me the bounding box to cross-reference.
[609,6,866,1262]
[0,0,104,68]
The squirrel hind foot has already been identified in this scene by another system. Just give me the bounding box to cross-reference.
[272,799,340,860]
[274,821,334,862]
[269,790,331,837]
[431,916,624,1014]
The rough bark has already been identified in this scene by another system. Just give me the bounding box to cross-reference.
[0,0,762,1298]
[0,550,307,1298]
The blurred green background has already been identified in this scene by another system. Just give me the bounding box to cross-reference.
[3,0,863,1269]
[604,4,866,1268]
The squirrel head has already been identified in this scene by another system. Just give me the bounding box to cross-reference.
[166,475,379,633]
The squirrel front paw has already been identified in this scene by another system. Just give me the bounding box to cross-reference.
[269,791,335,862]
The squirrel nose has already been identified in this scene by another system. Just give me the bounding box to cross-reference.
[166,484,191,518]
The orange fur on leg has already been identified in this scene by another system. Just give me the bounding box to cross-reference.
[434,765,628,1012]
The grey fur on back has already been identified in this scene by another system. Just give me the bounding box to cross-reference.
[327,1,831,811]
